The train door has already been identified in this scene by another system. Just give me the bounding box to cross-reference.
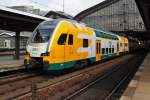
[96,40,101,61]
[65,34,73,62]
[56,33,68,63]
[117,42,119,55]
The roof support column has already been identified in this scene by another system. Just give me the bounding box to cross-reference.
[14,31,20,60]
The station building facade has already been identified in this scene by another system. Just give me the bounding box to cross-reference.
[74,0,146,32]
[0,32,30,50]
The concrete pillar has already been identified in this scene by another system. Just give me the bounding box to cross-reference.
[14,31,20,60]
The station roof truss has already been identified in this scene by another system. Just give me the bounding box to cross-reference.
[74,0,120,21]
[135,0,150,32]
[135,0,150,40]
[74,0,150,40]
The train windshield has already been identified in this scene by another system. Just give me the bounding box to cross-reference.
[31,26,54,43]
[28,20,60,44]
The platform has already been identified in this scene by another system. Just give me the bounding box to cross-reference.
[120,52,150,100]
[0,56,24,72]
[0,51,25,56]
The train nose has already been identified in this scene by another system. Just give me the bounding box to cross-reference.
[43,61,49,71]
[24,57,43,70]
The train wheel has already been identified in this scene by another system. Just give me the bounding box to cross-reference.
[24,60,33,71]
[74,60,88,69]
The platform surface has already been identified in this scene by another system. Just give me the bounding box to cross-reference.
[0,55,24,72]
[120,52,150,100]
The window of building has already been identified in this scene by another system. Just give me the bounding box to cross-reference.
[4,42,7,47]
[58,34,67,45]
[83,39,88,47]
[102,48,105,54]
[68,34,73,45]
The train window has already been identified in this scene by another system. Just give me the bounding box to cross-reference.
[96,43,98,53]
[99,43,101,53]
[102,48,105,54]
[109,48,111,53]
[125,43,128,47]
[120,43,122,47]
[31,28,54,43]
[68,34,73,45]
[58,34,67,45]
[83,39,88,47]
[106,48,108,54]
[112,48,114,53]
[117,43,119,51]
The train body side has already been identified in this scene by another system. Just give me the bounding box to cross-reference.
[42,21,96,70]
[24,19,129,71]
[117,36,129,55]
[25,20,97,70]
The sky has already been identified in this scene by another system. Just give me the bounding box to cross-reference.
[0,0,105,16]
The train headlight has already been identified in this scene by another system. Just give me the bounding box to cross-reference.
[41,52,50,56]
[25,48,29,55]
[25,51,29,55]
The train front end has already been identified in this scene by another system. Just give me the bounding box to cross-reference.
[24,20,58,70]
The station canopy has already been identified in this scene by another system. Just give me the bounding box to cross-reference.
[74,0,150,40]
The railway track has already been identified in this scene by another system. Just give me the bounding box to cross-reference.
[0,74,52,99]
[20,55,131,100]
[0,72,41,86]
[0,54,133,100]
[63,51,147,100]
[0,66,45,86]
[63,58,132,100]
[0,66,25,77]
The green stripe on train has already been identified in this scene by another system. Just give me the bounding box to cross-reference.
[46,57,96,70]
[46,53,118,70]
[102,53,117,60]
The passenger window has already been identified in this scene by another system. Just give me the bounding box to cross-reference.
[58,34,67,45]
[68,34,73,45]
[120,43,122,47]
[106,48,108,54]
[102,48,105,54]
[83,39,88,47]
[117,43,119,51]
[112,48,114,53]
[96,43,98,53]
[99,43,101,53]
[109,48,111,53]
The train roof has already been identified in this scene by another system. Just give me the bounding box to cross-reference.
[39,19,120,41]
[94,29,119,40]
